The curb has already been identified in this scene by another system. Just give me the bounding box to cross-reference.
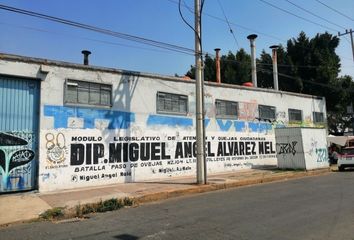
[133,168,330,205]
[1,168,330,227]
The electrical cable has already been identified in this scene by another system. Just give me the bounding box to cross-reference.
[1,3,352,77]
[0,22,194,56]
[259,0,339,32]
[171,0,353,63]
[178,0,197,38]
[0,4,196,55]
[167,0,286,42]
[177,0,203,58]
[216,0,240,49]
[284,0,346,30]
[257,62,343,70]
[258,68,354,93]
[314,0,354,22]
[284,0,354,51]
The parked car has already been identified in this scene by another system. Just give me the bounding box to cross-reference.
[338,147,354,171]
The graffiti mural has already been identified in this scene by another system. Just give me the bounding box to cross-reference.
[315,148,328,162]
[0,132,36,191]
[39,129,277,192]
[277,141,297,156]
[45,132,68,164]
[238,101,258,121]
[44,105,135,129]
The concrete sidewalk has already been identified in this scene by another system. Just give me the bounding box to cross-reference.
[0,167,330,226]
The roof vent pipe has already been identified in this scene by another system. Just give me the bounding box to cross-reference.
[247,34,258,87]
[270,45,279,91]
[81,50,91,65]
[214,48,221,84]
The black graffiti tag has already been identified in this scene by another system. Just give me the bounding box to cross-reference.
[0,132,34,174]
[277,141,297,156]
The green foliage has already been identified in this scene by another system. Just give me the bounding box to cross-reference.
[40,207,64,220]
[184,31,353,134]
[257,50,273,88]
[75,197,135,217]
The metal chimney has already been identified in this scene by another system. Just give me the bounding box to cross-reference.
[247,34,258,87]
[214,48,221,84]
[81,50,91,65]
[270,45,279,91]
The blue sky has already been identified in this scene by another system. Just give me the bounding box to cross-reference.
[0,0,353,78]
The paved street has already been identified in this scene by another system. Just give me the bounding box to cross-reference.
[1,172,354,240]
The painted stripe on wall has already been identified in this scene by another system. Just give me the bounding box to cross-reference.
[147,115,193,127]
[216,119,233,131]
[44,105,135,129]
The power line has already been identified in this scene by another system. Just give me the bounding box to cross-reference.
[1,2,352,75]
[0,4,196,55]
[258,68,354,93]
[0,21,194,56]
[167,0,286,42]
[259,0,338,32]
[257,62,345,70]
[314,0,354,22]
[284,0,346,30]
[178,0,196,38]
[173,0,354,62]
[283,0,354,53]
[216,0,240,49]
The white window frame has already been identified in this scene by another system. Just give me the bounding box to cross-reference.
[258,105,276,120]
[288,108,302,122]
[313,111,324,123]
[215,99,238,119]
[64,79,112,107]
[156,92,188,115]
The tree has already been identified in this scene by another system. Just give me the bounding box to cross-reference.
[286,31,341,110]
[257,50,273,88]
[184,31,352,134]
[327,75,354,135]
[233,49,251,85]
[186,49,251,85]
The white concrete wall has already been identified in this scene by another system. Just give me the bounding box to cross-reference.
[0,55,327,192]
[275,128,329,170]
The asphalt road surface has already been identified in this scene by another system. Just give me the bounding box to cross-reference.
[1,172,354,240]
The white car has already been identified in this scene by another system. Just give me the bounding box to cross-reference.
[338,147,354,171]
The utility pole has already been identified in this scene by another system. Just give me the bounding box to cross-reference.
[195,0,206,184]
[339,29,354,135]
[338,29,354,63]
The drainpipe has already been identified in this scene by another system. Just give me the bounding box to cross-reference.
[214,48,221,84]
[270,45,279,90]
[81,50,91,65]
[247,34,258,87]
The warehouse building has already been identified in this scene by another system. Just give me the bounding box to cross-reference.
[0,53,327,193]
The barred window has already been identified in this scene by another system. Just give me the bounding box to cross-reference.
[259,105,276,120]
[313,112,324,123]
[288,109,302,122]
[156,92,188,115]
[215,100,238,119]
[65,80,112,107]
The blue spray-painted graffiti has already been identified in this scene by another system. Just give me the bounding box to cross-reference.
[216,119,233,131]
[0,132,35,191]
[316,148,328,162]
[234,121,246,132]
[248,122,273,133]
[147,115,193,127]
[216,119,283,133]
[44,105,135,129]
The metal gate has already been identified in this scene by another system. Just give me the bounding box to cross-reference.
[0,75,40,192]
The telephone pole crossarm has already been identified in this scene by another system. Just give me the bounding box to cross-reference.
[338,29,354,63]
